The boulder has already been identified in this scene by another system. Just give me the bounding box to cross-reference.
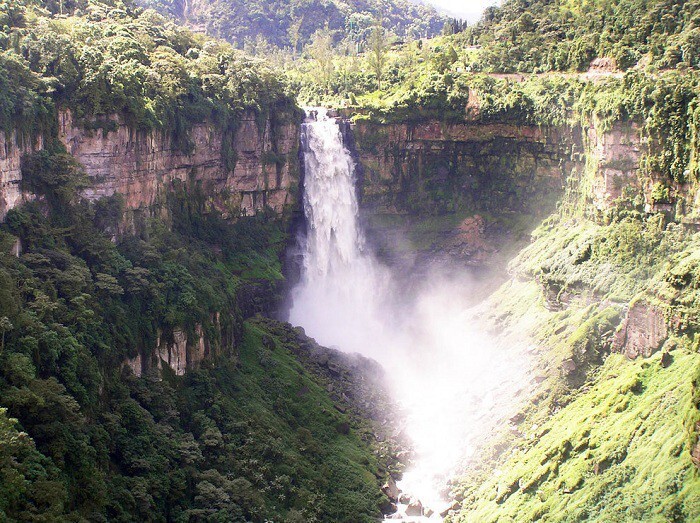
[561,358,577,374]
[379,500,397,515]
[405,499,423,516]
[660,351,673,368]
[381,477,400,502]
[439,501,461,518]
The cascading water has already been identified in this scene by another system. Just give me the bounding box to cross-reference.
[289,108,390,353]
[289,108,529,520]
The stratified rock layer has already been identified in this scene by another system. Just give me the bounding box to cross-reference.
[1,110,299,222]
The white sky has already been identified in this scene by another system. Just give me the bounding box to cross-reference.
[423,0,500,22]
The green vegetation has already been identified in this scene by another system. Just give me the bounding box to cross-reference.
[137,0,444,50]
[0,131,386,520]
[461,0,700,73]
[445,195,700,521]
[450,351,700,522]
[0,0,296,144]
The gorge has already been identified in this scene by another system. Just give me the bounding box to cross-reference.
[289,108,533,519]
[1,0,700,521]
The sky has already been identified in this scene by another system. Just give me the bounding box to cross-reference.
[422,0,500,22]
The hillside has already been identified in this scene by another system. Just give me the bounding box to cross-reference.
[136,0,445,50]
[461,0,700,72]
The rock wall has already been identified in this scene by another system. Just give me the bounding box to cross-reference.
[612,301,668,359]
[0,130,42,220]
[348,119,661,219]
[347,117,700,265]
[347,118,582,265]
[0,109,300,222]
[124,275,277,376]
[585,122,643,212]
[351,120,577,217]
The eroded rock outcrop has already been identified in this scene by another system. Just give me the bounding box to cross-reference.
[59,110,299,218]
[0,130,42,220]
[350,118,655,220]
[612,301,668,359]
[586,123,643,212]
[352,120,574,217]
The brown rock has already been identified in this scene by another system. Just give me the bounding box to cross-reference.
[379,500,397,515]
[439,500,461,518]
[561,358,577,374]
[381,477,400,502]
[1,109,298,224]
[660,351,673,368]
[612,301,667,359]
[405,499,423,516]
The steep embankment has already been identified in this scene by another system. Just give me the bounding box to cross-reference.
[1,108,299,231]
[348,118,575,266]
[348,114,649,269]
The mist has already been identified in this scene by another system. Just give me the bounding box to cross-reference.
[288,109,530,518]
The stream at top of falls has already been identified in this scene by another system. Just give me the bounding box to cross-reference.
[288,108,531,521]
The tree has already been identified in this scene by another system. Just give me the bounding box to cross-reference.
[307,25,335,90]
[288,16,303,57]
[367,22,389,90]
[0,317,13,352]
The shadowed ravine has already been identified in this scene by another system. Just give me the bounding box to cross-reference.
[288,109,531,520]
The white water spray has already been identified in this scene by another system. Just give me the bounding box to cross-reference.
[289,108,390,352]
[289,109,529,520]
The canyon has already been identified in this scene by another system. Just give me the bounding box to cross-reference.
[1,109,692,373]
[1,103,699,521]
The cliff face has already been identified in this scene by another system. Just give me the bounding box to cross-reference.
[349,116,699,266]
[349,119,580,265]
[0,130,42,219]
[351,120,576,216]
[1,110,300,222]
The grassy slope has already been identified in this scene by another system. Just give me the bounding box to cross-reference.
[446,215,700,522]
[206,319,385,522]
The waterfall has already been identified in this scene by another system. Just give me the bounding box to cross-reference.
[289,108,530,521]
[289,108,389,355]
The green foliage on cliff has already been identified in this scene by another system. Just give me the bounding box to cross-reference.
[461,0,700,73]
[449,351,700,522]
[444,212,700,522]
[0,145,386,521]
[0,0,296,142]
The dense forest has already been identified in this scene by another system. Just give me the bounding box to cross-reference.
[136,0,445,51]
[0,0,296,139]
[0,1,394,521]
[462,0,700,72]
